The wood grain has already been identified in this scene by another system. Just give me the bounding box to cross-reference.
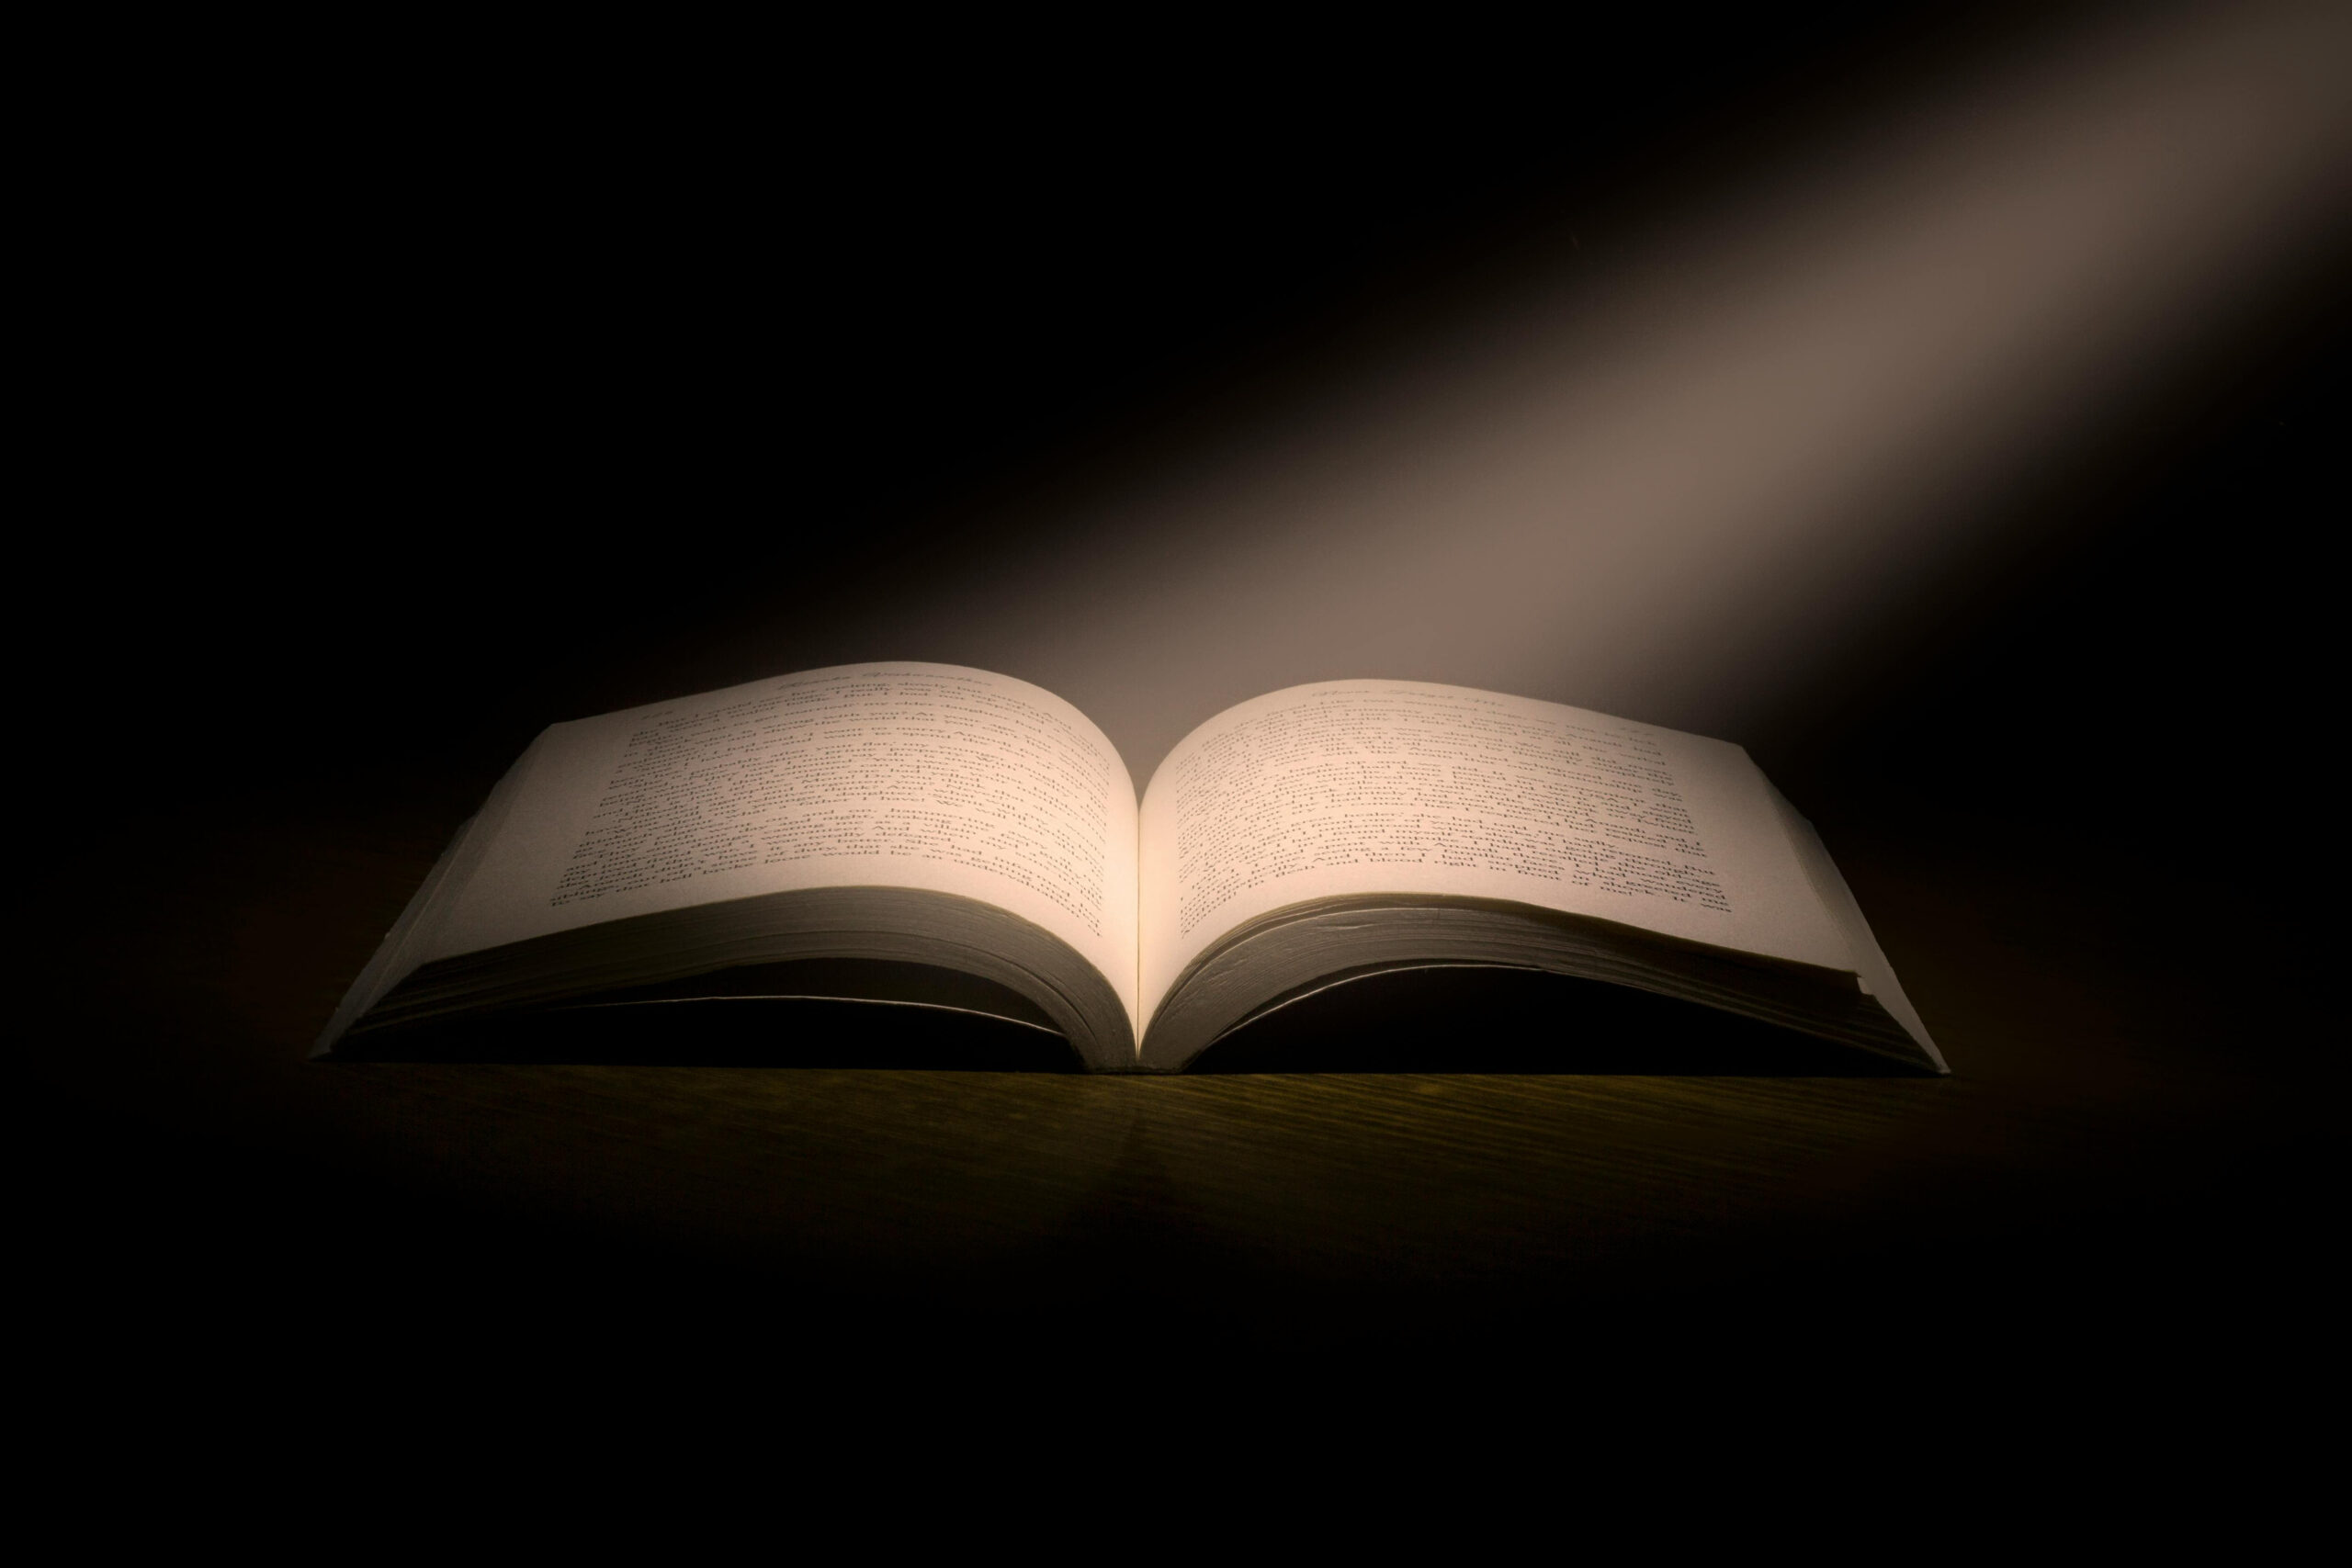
[31,779,2320,1357]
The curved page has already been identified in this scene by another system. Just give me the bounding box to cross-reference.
[1138,680,1854,1032]
[399,663,1140,1033]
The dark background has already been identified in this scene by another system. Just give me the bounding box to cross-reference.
[30,2,2341,1395]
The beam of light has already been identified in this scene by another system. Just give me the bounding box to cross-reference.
[830,0,2350,778]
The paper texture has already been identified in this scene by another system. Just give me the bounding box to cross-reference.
[1138,680,1857,1027]
[407,663,1141,1030]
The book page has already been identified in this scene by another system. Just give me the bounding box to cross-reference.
[406,663,1140,1030]
[1138,681,1856,1029]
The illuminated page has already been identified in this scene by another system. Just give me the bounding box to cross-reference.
[1137,681,1855,1029]
[412,663,1140,1031]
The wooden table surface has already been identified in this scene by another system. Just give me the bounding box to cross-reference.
[34,768,2323,1364]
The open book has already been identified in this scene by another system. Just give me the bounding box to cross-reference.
[319,663,1944,1073]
